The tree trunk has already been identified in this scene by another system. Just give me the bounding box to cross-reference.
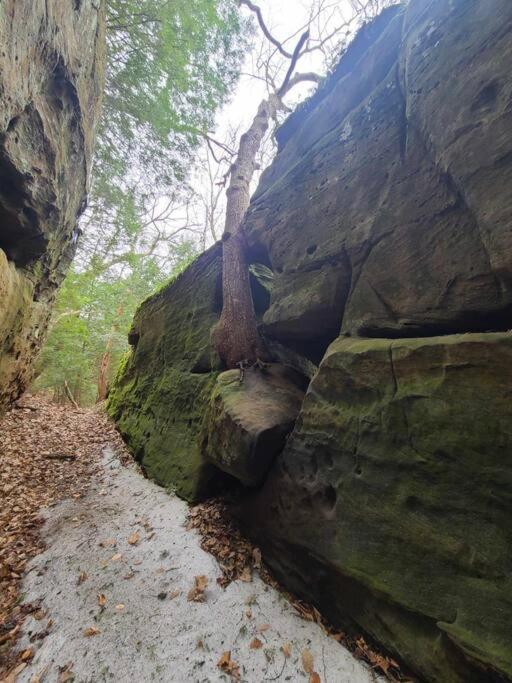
[96,333,114,402]
[213,97,277,368]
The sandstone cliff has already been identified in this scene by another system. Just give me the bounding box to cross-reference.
[109,0,512,680]
[0,0,105,412]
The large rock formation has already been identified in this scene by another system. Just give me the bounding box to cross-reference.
[240,333,512,681]
[109,0,512,680]
[0,0,105,412]
[108,245,275,501]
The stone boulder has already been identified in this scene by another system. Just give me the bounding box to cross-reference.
[0,0,106,412]
[237,333,512,682]
[201,364,305,487]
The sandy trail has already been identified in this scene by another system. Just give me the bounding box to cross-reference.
[13,448,378,683]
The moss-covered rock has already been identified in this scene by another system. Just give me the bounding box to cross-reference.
[237,333,512,682]
[108,245,276,500]
[201,364,305,487]
[107,246,222,501]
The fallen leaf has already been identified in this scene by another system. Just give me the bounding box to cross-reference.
[97,593,107,607]
[2,662,26,682]
[111,553,122,561]
[115,603,125,610]
[187,575,208,602]
[83,626,100,637]
[127,531,140,546]
[302,649,314,674]
[239,566,252,582]
[21,648,34,661]
[217,651,240,680]
[249,637,263,649]
[281,642,291,658]
[99,538,116,548]
[77,570,88,585]
[169,589,180,600]
[57,662,75,682]
[256,623,270,633]
[310,673,321,683]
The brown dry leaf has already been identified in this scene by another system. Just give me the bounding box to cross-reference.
[245,609,252,619]
[57,662,75,683]
[111,553,122,561]
[239,566,252,583]
[249,637,263,649]
[256,623,270,633]
[310,673,321,683]
[97,593,107,607]
[115,604,125,610]
[169,589,180,600]
[217,651,240,680]
[21,648,33,661]
[187,575,208,602]
[2,662,26,682]
[30,664,50,683]
[83,626,100,637]
[77,570,88,585]
[281,642,291,658]
[127,531,140,546]
[302,649,314,674]
[99,538,116,548]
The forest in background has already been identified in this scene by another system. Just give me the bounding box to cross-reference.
[35,0,395,405]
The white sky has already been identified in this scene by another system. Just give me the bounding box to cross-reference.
[215,0,357,136]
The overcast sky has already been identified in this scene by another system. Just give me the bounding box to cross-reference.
[215,0,357,136]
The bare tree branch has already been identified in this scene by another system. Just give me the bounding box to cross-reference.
[239,0,293,59]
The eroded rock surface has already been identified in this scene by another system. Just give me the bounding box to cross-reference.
[202,365,305,486]
[244,0,512,356]
[238,333,512,682]
[0,0,105,412]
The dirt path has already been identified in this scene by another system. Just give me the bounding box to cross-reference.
[1,398,381,683]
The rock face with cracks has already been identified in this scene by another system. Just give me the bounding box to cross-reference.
[110,0,512,680]
[0,0,105,413]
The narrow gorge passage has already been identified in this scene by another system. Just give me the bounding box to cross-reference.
[0,397,383,683]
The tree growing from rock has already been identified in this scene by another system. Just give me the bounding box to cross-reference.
[213,0,395,369]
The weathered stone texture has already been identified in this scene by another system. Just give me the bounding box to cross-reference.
[239,333,512,681]
[0,0,105,411]
[201,364,305,487]
[244,0,512,351]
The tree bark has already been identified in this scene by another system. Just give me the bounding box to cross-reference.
[212,97,278,368]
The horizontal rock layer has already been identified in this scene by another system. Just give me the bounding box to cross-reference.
[0,0,105,411]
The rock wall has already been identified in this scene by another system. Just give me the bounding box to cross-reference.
[109,0,512,680]
[0,0,105,412]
